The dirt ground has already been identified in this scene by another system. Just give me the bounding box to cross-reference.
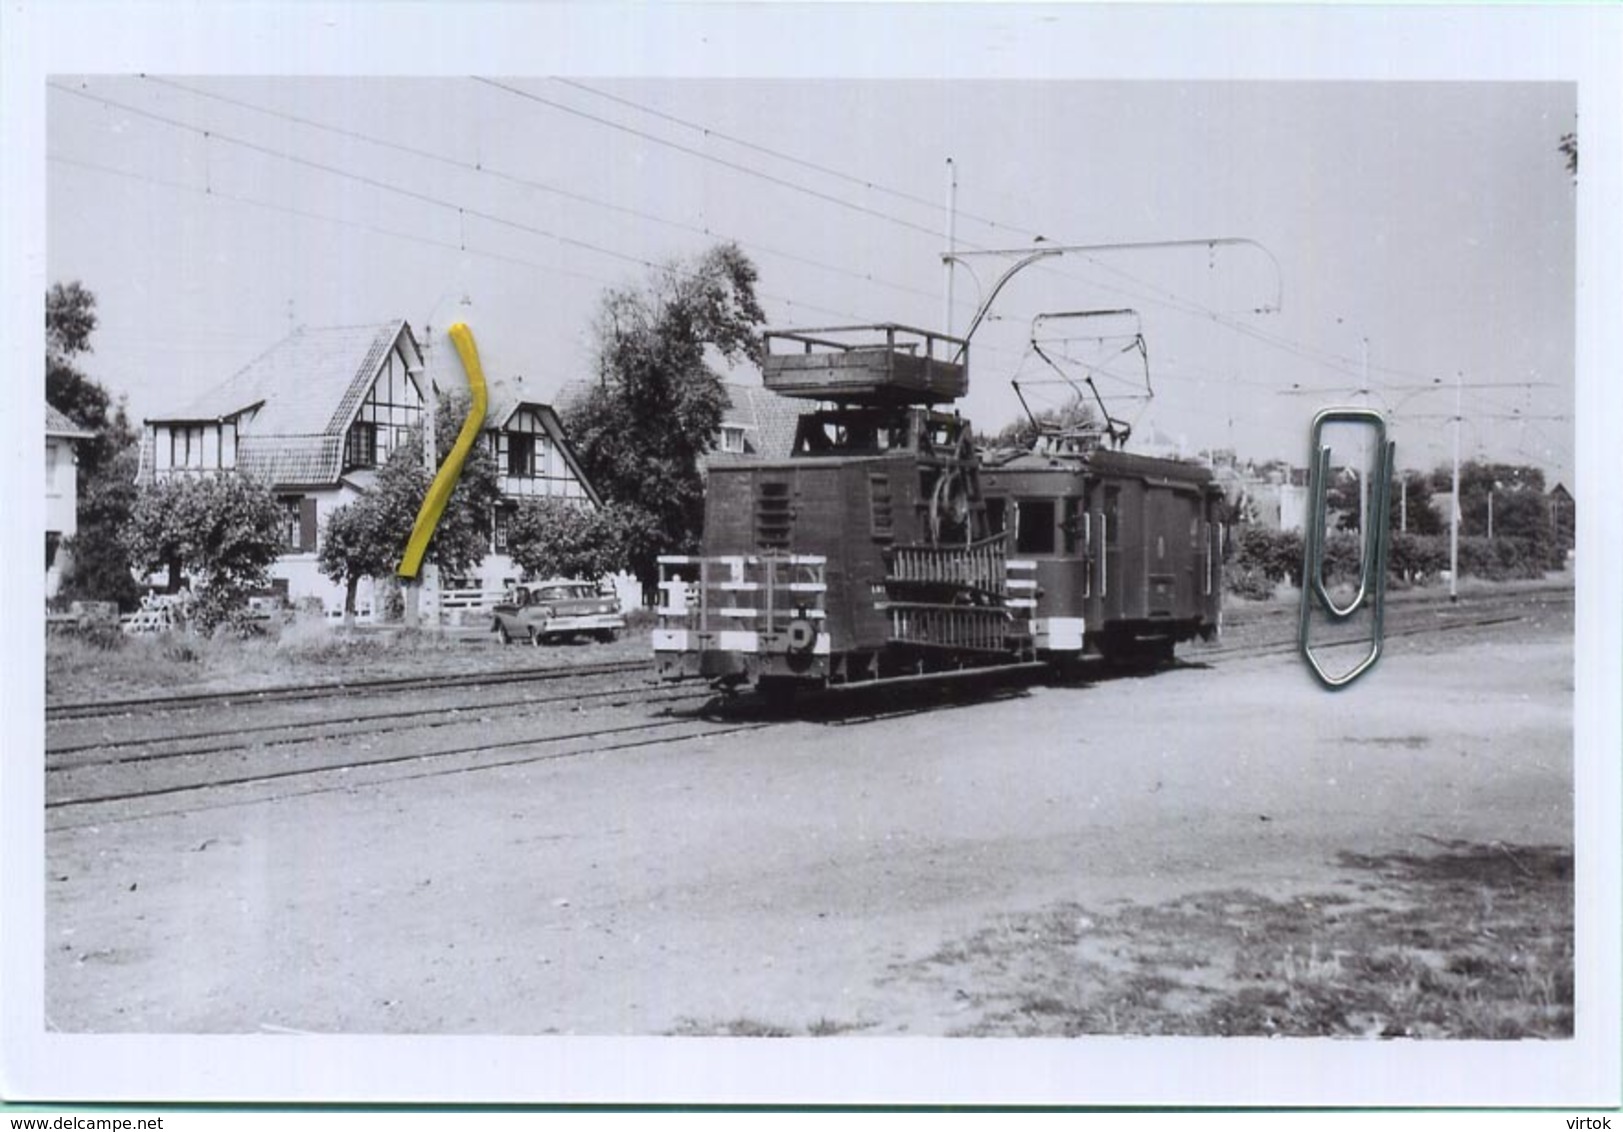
[45,611,1572,1038]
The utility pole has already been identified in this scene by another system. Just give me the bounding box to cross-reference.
[1357,337,1369,538]
[943,158,958,337]
[1449,370,1461,603]
[403,348,434,631]
[1487,488,1494,540]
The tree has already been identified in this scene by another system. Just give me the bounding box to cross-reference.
[562,243,765,586]
[506,497,632,582]
[1559,131,1578,179]
[123,474,285,632]
[979,395,1100,450]
[317,494,397,626]
[57,447,142,611]
[1389,471,1443,536]
[46,281,143,609]
[317,394,500,622]
[47,281,137,490]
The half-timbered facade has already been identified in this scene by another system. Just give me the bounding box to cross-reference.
[447,377,605,600]
[138,321,428,613]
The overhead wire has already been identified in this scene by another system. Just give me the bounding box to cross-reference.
[60,76,1570,471]
[551,76,1040,244]
[472,77,958,245]
[136,75,947,307]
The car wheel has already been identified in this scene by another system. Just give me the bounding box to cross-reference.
[497,623,513,644]
[596,629,617,643]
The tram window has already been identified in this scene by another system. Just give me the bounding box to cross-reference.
[985,497,1007,535]
[1062,496,1083,553]
[1015,499,1056,555]
[1104,487,1120,546]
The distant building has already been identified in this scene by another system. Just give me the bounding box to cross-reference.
[699,382,802,471]
[46,404,95,599]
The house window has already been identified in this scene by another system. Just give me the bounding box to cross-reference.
[278,497,301,549]
[170,425,206,470]
[507,433,536,477]
[345,423,378,469]
[493,509,510,552]
[279,496,318,552]
[720,425,747,454]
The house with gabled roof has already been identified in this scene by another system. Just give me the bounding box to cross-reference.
[430,367,607,602]
[700,382,803,471]
[137,319,613,617]
[46,403,95,599]
[138,320,429,613]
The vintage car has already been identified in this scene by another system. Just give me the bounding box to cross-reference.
[491,579,625,645]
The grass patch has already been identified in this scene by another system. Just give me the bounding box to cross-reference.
[898,842,1572,1039]
[46,616,651,703]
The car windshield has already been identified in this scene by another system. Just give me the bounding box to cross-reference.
[536,585,596,602]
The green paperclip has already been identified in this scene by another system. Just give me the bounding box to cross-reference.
[1299,407,1396,688]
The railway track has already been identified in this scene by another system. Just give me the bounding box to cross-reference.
[45,585,1568,826]
[45,658,650,722]
[46,678,703,762]
[1195,585,1572,662]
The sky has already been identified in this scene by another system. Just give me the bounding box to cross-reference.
[46,71,1576,487]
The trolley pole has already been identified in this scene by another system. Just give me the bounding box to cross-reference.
[943,157,958,337]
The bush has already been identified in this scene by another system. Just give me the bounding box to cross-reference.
[1389,532,1449,580]
[1457,536,1549,581]
[1232,526,1304,587]
[1226,566,1280,602]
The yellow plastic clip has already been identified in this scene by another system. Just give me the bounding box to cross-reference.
[398,323,488,580]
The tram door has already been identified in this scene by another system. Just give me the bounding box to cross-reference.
[1097,484,1124,620]
[1143,486,1188,618]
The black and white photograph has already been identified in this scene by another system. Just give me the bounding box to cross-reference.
[4,1,1620,1112]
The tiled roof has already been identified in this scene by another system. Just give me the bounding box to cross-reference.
[236,434,345,488]
[144,321,420,489]
[700,382,802,470]
[729,383,802,459]
[154,322,416,433]
[46,403,95,437]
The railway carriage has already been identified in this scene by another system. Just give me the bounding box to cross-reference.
[978,433,1225,666]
